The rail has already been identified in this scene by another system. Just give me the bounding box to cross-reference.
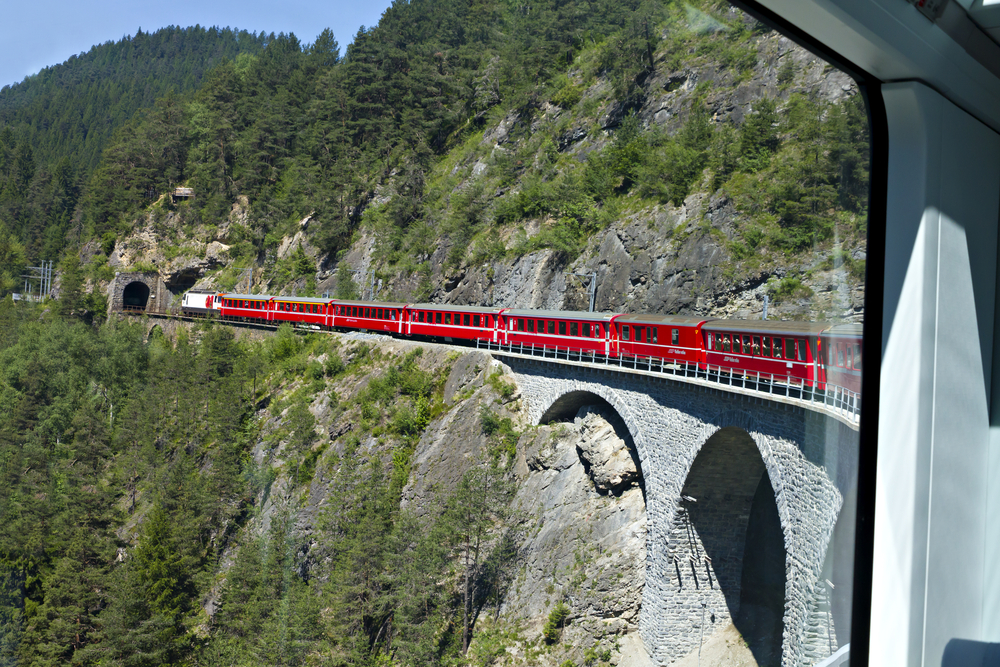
[475,338,861,426]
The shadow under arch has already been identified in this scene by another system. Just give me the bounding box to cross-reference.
[537,389,645,499]
[122,281,150,310]
[672,425,786,666]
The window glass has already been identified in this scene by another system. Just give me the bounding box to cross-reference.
[622,325,630,341]
[474,315,480,327]
[854,344,862,370]
[527,319,534,333]
[762,337,771,356]
[571,323,579,337]
[463,314,470,326]
[753,337,761,355]
[518,318,524,331]
[435,312,441,324]
[548,321,555,334]
[445,313,451,325]
[722,335,730,352]
[798,340,807,362]
[559,322,567,335]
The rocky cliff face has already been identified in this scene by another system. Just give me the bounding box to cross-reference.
[214,332,651,665]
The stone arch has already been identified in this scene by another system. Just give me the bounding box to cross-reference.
[533,387,652,490]
[508,364,850,666]
[538,389,645,498]
[660,418,789,665]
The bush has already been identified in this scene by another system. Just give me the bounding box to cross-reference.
[543,602,571,644]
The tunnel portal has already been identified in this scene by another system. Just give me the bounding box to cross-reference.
[122,281,151,310]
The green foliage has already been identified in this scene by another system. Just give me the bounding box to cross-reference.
[543,601,571,644]
[767,276,814,303]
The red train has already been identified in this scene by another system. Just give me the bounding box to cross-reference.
[179,290,862,398]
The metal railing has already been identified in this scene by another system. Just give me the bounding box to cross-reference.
[476,338,861,424]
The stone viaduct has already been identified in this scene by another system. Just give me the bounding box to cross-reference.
[498,352,859,667]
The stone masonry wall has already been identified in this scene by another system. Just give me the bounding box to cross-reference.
[108,272,170,316]
[502,357,859,667]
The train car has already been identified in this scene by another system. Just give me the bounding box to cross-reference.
[218,293,273,323]
[405,303,501,342]
[180,289,219,317]
[702,320,828,386]
[330,300,406,334]
[614,314,707,365]
[500,309,615,356]
[271,296,329,328]
[820,323,863,394]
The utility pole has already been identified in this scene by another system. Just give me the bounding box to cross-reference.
[21,260,53,301]
[565,271,598,312]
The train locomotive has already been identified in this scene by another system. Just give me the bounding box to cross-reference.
[181,289,862,396]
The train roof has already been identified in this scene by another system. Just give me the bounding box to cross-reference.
[502,308,616,321]
[409,303,501,313]
[220,293,273,300]
[823,323,864,338]
[272,295,332,303]
[333,299,408,308]
[616,314,706,326]
[702,319,830,336]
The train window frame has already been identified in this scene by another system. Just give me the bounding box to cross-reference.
[622,325,630,341]
[571,322,579,337]
[798,339,807,362]
[559,321,567,335]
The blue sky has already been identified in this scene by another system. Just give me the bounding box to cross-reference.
[0,0,395,89]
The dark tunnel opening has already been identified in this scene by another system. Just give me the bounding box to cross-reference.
[122,281,150,310]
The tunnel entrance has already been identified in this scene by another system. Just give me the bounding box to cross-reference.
[122,281,150,311]
[668,426,786,665]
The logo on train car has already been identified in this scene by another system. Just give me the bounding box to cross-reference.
[668,348,686,356]
[724,356,740,363]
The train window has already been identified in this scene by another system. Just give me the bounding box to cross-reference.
[515,318,522,331]
[558,322,566,335]
[622,325,630,341]
[854,345,862,370]
[571,323,579,337]
[432,312,439,324]
[753,337,761,355]
[546,321,553,334]
[838,346,845,367]
[773,339,782,358]
[743,337,752,355]
[798,340,807,361]
[473,315,480,327]
[784,338,795,360]
[442,313,449,325]
[462,314,468,326]
[526,320,534,333]
[723,335,731,352]
[762,337,771,356]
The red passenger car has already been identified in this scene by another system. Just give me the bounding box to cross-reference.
[331,300,406,334]
[820,324,863,394]
[218,294,273,322]
[405,304,501,342]
[272,296,329,328]
[702,320,828,386]
[500,309,615,357]
[615,314,707,365]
